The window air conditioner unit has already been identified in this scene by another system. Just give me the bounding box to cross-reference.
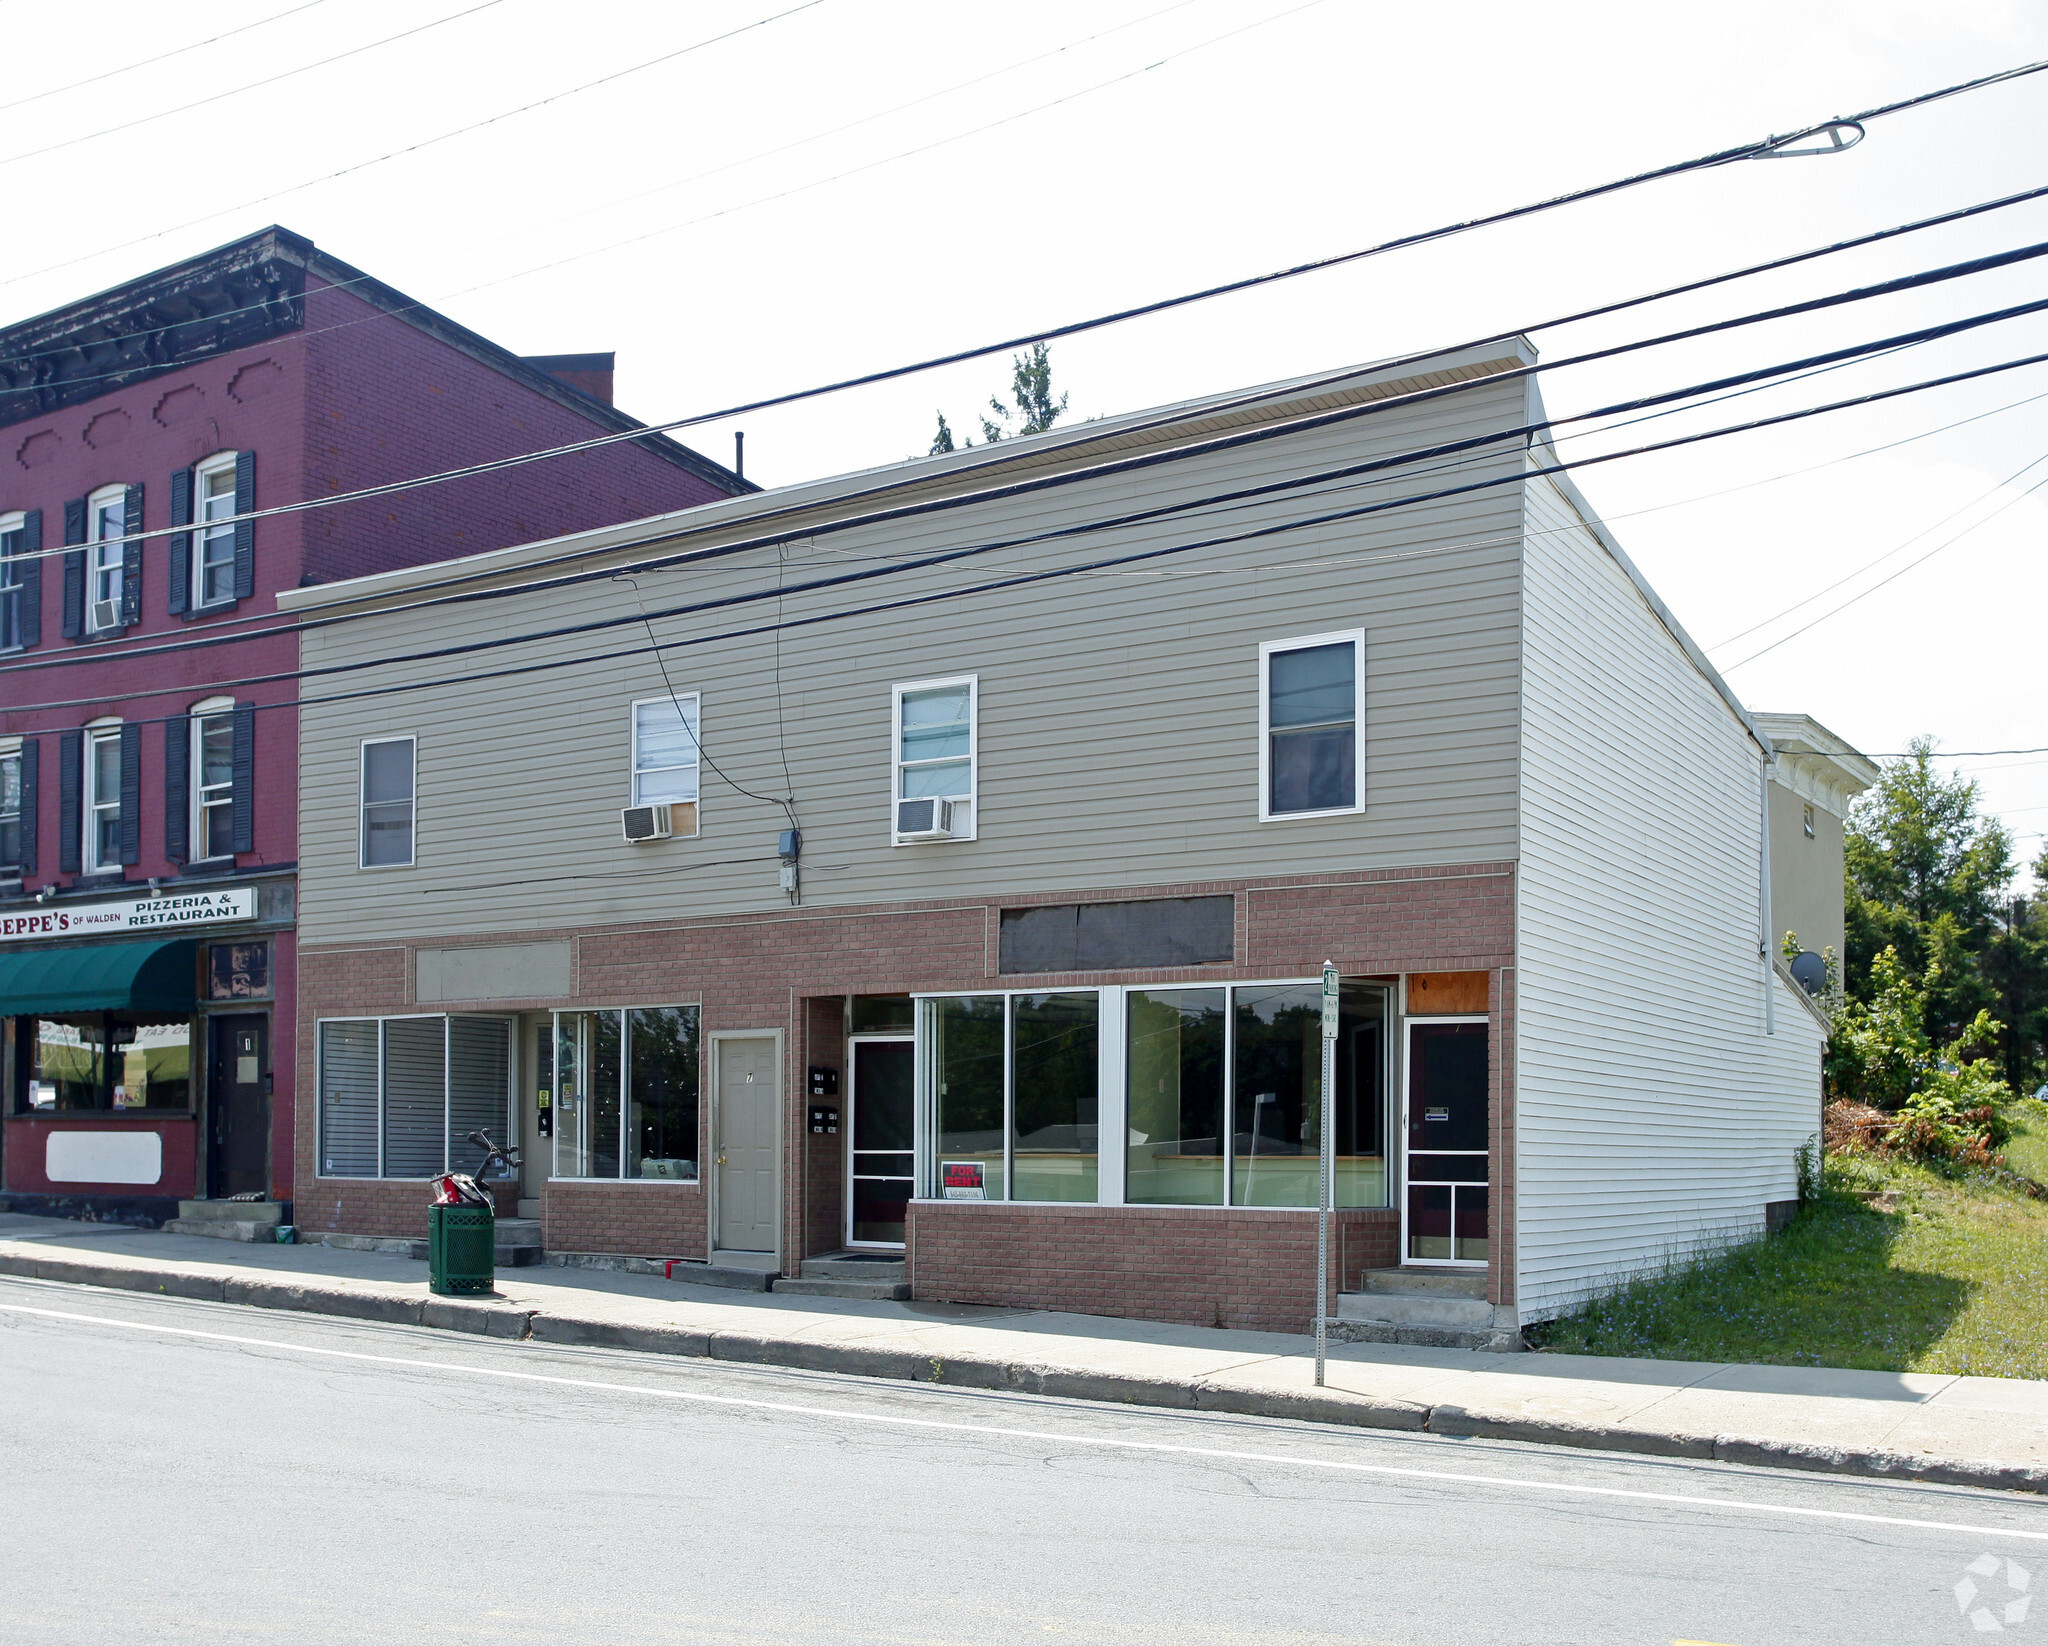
[621,803,673,843]
[89,598,122,632]
[896,796,956,840]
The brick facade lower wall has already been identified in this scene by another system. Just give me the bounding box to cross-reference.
[910,1203,1399,1334]
[544,1180,703,1258]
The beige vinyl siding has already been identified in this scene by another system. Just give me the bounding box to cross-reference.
[1512,464,1823,1320]
[298,366,1531,943]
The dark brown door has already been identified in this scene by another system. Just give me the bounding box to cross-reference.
[210,1014,270,1199]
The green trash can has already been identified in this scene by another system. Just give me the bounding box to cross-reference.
[429,1202,496,1296]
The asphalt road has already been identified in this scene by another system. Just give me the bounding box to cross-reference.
[1,1273,2043,1646]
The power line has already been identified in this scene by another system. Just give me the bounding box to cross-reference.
[0,0,1198,293]
[0,0,331,116]
[0,2,510,172]
[12,337,2048,728]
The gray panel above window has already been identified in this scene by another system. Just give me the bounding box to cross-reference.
[1000,895,1235,974]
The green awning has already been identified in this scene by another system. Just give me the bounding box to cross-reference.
[0,939,198,1016]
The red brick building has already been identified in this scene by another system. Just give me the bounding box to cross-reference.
[0,227,747,1228]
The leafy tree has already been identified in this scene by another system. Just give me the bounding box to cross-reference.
[929,343,1070,454]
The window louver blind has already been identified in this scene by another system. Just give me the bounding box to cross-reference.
[448,1017,511,1174]
[382,1017,448,1178]
[319,1020,380,1177]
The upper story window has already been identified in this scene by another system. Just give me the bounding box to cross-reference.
[893,676,977,844]
[360,737,416,868]
[0,512,24,650]
[194,453,239,609]
[1259,631,1364,820]
[0,741,21,883]
[630,695,700,836]
[87,485,128,632]
[191,697,236,862]
[84,721,122,873]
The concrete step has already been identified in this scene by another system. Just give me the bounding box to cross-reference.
[1336,1290,1495,1329]
[163,1217,276,1243]
[655,1260,776,1292]
[176,1199,283,1226]
[1329,1317,1526,1353]
[771,1275,912,1301]
[1358,1266,1486,1298]
[799,1253,907,1282]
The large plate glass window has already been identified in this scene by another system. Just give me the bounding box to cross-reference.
[314,1014,513,1178]
[551,1006,700,1181]
[893,675,976,842]
[84,723,122,873]
[1260,631,1363,819]
[359,736,415,867]
[193,452,239,608]
[0,512,23,649]
[87,485,127,632]
[13,1015,193,1112]
[918,991,1098,1203]
[630,694,700,833]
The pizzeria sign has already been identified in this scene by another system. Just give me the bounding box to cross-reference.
[0,887,256,943]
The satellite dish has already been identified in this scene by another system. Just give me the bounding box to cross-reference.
[1790,951,1828,996]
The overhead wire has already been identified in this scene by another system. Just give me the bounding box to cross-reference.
[0,0,332,117]
[0,1,509,171]
[11,335,2048,729]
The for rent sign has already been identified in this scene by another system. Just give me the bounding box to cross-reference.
[0,888,256,943]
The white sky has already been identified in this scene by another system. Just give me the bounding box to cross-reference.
[5,0,2045,874]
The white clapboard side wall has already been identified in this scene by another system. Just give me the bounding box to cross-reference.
[1513,455,1823,1321]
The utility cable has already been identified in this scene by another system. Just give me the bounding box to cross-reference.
[12,338,2048,727]
[7,230,2047,684]
[0,0,1193,293]
[0,2,509,171]
[0,0,331,116]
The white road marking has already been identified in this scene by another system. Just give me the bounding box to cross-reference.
[3,1296,2044,1543]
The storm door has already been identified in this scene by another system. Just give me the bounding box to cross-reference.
[847,1036,915,1247]
[1403,1021,1488,1265]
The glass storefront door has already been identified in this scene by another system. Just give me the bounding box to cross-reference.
[847,1036,914,1246]
[1404,1021,1489,1265]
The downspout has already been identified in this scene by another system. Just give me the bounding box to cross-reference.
[1759,752,1776,1037]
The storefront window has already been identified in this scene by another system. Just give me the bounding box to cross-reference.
[1233,984,1385,1208]
[1126,988,1226,1205]
[315,1015,513,1178]
[930,995,1005,1201]
[1011,992,1098,1203]
[552,1006,699,1181]
[18,1014,191,1112]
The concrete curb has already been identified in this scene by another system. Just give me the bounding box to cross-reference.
[6,1248,2042,1496]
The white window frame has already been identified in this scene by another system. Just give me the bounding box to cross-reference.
[358,735,417,870]
[891,673,979,844]
[189,695,236,863]
[0,734,21,883]
[547,1004,703,1184]
[191,451,239,610]
[0,510,24,652]
[628,692,702,834]
[86,484,128,631]
[83,718,122,874]
[1257,629,1365,823]
[313,1013,516,1181]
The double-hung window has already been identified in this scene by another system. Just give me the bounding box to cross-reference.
[87,486,127,632]
[359,737,416,868]
[193,453,238,609]
[1259,631,1364,819]
[0,743,21,882]
[0,512,23,649]
[191,698,236,861]
[893,675,976,842]
[84,722,122,873]
[630,695,700,834]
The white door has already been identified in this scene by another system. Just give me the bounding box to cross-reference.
[716,1037,779,1253]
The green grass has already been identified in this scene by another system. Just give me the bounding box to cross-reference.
[1529,1110,2048,1378]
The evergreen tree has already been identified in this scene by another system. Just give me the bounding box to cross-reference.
[929,412,957,456]
[926,343,1070,452]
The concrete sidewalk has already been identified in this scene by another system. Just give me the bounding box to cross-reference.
[3,1212,2043,1494]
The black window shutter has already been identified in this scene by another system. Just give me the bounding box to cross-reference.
[16,508,40,647]
[230,701,255,854]
[167,468,192,617]
[118,722,141,866]
[61,497,85,640]
[164,715,190,862]
[17,738,37,876]
[232,451,255,601]
[57,730,81,874]
[119,482,144,628]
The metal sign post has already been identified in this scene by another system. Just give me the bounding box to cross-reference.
[1316,960,1338,1387]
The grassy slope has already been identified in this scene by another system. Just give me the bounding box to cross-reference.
[1529,1103,2048,1378]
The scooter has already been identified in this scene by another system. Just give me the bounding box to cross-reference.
[430,1130,522,1207]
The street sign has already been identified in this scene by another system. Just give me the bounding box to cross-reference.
[1321,961,1339,1039]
